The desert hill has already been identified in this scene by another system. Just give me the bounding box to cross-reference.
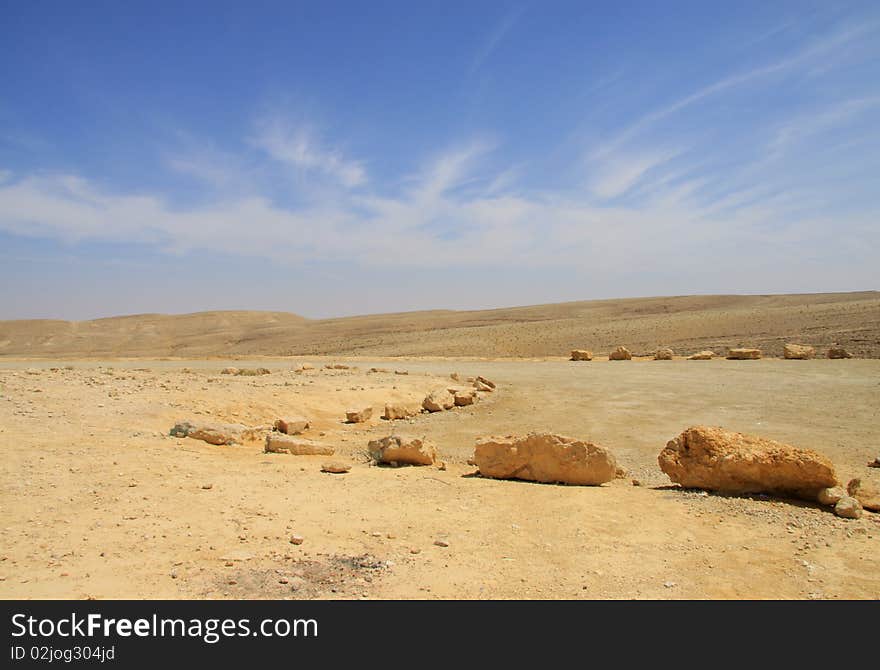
[1,291,878,358]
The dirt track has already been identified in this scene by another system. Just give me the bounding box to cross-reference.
[1,357,878,599]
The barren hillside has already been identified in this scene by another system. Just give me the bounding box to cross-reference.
[1,292,878,358]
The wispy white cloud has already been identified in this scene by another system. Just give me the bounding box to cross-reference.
[769,96,880,155]
[468,6,526,75]
[165,143,255,192]
[588,150,680,200]
[591,22,879,160]
[251,116,367,188]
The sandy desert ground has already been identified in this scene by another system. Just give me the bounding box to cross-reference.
[1,356,878,600]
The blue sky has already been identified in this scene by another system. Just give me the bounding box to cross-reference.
[1,1,878,319]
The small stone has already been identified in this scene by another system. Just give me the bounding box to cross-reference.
[632,479,642,487]
[289,535,305,545]
[609,346,632,361]
[345,407,373,423]
[410,548,421,554]
[663,581,676,588]
[201,483,213,490]
[834,496,863,519]
[321,461,351,474]
[433,539,449,547]
[817,486,845,506]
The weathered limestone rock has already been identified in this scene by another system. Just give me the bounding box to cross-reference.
[727,348,762,360]
[170,420,258,445]
[654,348,674,360]
[220,367,239,375]
[783,343,815,360]
[473,433,618,486]
[835,496,863,519]
[476,376,496,389]
[570,349,593,361]
[473,380,494,392]
[609,346,632,360]
[817,486,846,506]
[345,407,373,423]
[827,346,853,359]
[274,416,310,435]
[368,435,437,466]
[687,351,715,360]
[383,403,420,420]
[265,434,334,455]
[423,391,454,412]
[847,478,880,512]
[658,425,837,500]
[454,391,476,406]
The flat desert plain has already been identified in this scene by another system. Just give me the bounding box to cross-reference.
[1,356,878,600]
[1,292,878,600]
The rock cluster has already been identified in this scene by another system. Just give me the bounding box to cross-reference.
[419,376,495,414]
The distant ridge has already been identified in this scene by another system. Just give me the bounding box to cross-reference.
[1,291,878,358]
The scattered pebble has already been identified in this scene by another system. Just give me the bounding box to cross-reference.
[321,462,351,474]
